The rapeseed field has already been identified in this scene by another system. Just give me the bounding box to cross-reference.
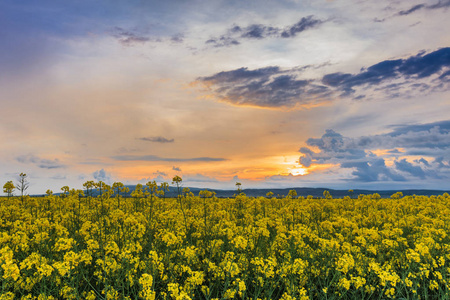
[1,179,450,299]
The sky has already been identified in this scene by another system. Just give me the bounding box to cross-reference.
[1,0,449,194]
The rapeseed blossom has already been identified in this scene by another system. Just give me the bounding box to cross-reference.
[0,186,449,299]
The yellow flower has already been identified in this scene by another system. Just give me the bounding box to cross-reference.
[168,283,192,300]
[53,238,76,252]
[338,278,351,290]
[429,280,439,290]
[0,246,20,281]
[336,253,355,274]
[0,292,15,300]
[85,291,96,300]
[384,287,395,298]
[162,232,181,247]
[231,235,247,250]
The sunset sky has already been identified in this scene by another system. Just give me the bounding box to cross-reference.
[1,0,449,194]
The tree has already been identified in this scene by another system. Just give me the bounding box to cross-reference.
[16,173,29,205]
[3,181,15,199]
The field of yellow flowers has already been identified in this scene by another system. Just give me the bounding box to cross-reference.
[1,180,450,299]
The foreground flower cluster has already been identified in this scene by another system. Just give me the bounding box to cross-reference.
[0,184,449,299]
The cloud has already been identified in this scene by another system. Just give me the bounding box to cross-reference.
[394,159,426,179]
[50,174,67,180]
[322,47,450,93]
[415,158,430,166]
[92,169,112,183]
[171,33,184,43]
[341,159,406,182]
[153,170,168,177]
[299,120,450,182]
[240,24,279,39]
[172,166,181,172]
[435,157,450,168]
[112,155,227,162]
[184,174,219,183]
[206,36,240,48]
[427,0,450,9]
[281,16,324,38]
[138,136,174,143]
[16,154,65,169]
[388,0,450,18]
[205,15,323,47]
[111,27,152,46]
[397,4,426,16]
[197,66,330,108]
[395,1,450,16]
[197,48,450,108]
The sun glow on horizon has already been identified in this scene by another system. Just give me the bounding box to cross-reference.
[290,167,308,176]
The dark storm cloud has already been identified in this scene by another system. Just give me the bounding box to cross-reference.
[112,155,227,162]
[205,15,323,47]
[16,154,65,169]
[198,48,450,108]
[138,136,174,143]
[298,120,450,182]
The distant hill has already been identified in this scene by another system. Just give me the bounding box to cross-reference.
[37,185,448,198]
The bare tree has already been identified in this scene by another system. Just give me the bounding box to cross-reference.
[16,173,29,205]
